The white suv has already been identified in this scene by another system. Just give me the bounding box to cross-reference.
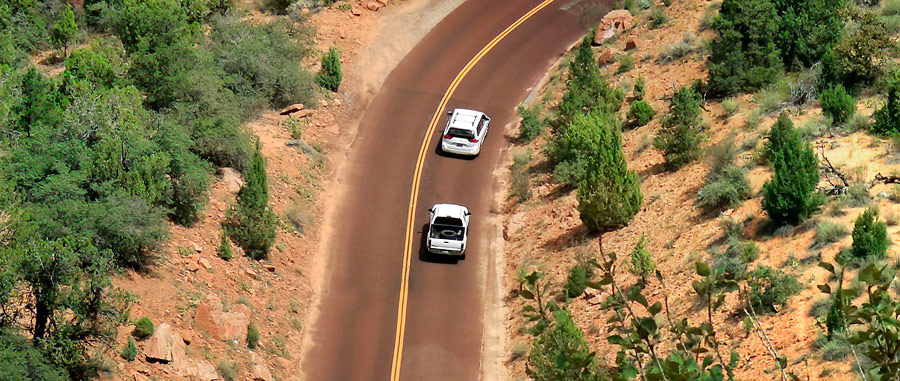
[440,108,491,156]
[426,203,470,256]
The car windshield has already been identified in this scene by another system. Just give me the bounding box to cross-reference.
[431,217,465,240]
[447,128,474,139]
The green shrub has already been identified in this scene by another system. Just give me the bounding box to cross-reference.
[615,55,634,74]
[517,104,544,142]
[633,76,646,100]
[754,77,792,115]
[850,207,889,259]
[747,266,801,313]
[51,5,78,58]
[815,220,849,246]
[798,117,832,140]
[217,361,238,381]
[826,293,846,338]
[224,143,277,260]
[217,233,234,260]
[94,195,169,269]
[762,113,823,225]
[821,10,891,87]
[648,7,669,29]
[564,264,589,298]
[819,84,855,125]
[697,165,751,210]
[658,39,694,63]
[316,47,342,92]
[873,73,900,136]
[821,337,851,361]
[629,236,656,282]
[653,86,706,169]
[0,331,68,381]
[247,322,259,349]
[707,0,782,95]
[724,236,759,263]
[772,0,844,70]
[575,112,643,232]
[132,317,155,340]
[627,100,655,127]
[527,310,600,380]
[552,36,622,131]
[121,337,138,361]
[722,97,738,117]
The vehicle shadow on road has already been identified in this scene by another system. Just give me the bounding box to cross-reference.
[433,141,477,161]
[418,223,464,264]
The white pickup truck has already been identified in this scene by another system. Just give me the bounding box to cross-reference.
[426,203,470,256]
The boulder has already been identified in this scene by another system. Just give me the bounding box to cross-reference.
[350,7,361,16]
[593,10,633,45]
[194,294,251,342]
[144,323,186,368]
[250,353,273,381]
[279,103,304,116]
[184,360,218,381]
[624,39,637,51]
[597,49,613,66]
[366,1,381,11]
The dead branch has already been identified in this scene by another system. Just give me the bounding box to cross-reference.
[818,144,850,195]
[872,172,900,185]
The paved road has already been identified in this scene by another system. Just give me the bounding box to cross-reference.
[303,0,591,379]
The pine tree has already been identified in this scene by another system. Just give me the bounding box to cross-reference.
[707,0,783,95]
[576,112,643,233]
[52,5,78,58]
[224,141,276,260]
[761,113,822,225]
[553,36,622,132]
[316,47,342,92]
[653,86,706,169]
[851,207,889,259]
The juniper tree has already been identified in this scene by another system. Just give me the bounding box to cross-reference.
[851,207,889,259]
[224,141,276,259]
[316,47,342,92]
[761,113,822,225]
[576,112,642,232]
[653,86,706,169]
[51,5,77,58]
[707,0,783,95]
[554,36,622,132]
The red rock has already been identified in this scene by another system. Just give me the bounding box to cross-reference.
[375,0,389,5]
[350,7,361,16]
[279,103,304,116]
[624,39,637,51]
[194,294,250,342]
[186,261,200,272]
[250,353,273,381]
[191,242,202,253]
[144,323,185,367]
[597,49,613,66]
[366,1,381,11]
[264,264,276,272]
[593,10,633,45]
[184,360,218,380]
[198,258,211,269]
[291,109,314,119]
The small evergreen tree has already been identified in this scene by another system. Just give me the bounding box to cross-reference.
[707,0,783,95]
[121,337,138,361]
[224,142,276,260]
[247,321,259,349]
[633,75,646,100]
[564,264,589,299]
[653,86,705,169]
[316,47,342,92]
[576,112,643,232]
[553,36,622,132]
[851,207,889,259]
[819,84,855,125]
[627,100,655,127]
[51,5,77,58]
[629,236,655,283]
[761,113,822,225]
[873,74,900,136]
[216,233,233,261]
[526,309,601,380]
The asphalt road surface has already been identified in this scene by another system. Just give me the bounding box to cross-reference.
[303,0,594,379]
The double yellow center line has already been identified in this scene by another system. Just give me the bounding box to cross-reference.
[390,0,557,379]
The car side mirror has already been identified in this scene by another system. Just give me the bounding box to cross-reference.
[447,110,453,115]
[428,208,434,213]
[465,212,471,216]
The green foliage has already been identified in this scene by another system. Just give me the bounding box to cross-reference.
[217,361,238,381]
[224,143,277,260]
[747,266,800,313]
[0,331,68,381]
[707,0,783,95]
[873,72,900,136]
[653,86,706,169]
[121,337,138,361]
[648,7,669,29]
[819,84,855,124]
[13,67,64,136]
[815,220,850,246]
[762,113,822,225]
[722,97,738,117]
[851,207,889,259]
[510,151,532,202]
[825,293,846,339]
[633,76,646,100]
[94,195,169,269]
[517,104,544,142]
[132,317,155,340]
[628,236,655,282]
[247,321,259,349]
[822,9,892,87]
[316,47,342,92]
[627,100,655,127]
[698,165,751,210]
[615,55,634,74]
[217,234,234,261]
[553,36,622,131]
[771,0,846,69]
[52,5,78,57]
[574,112,643,232]
[526,309,601,381]
[564,265,590,299]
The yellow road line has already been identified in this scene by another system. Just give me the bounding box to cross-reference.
[390,0,557,379]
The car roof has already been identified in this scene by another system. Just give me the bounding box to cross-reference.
[431,203,469,219]
[448,109,483,131]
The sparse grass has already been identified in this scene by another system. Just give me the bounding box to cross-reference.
[722,97,738,118]
[821,337,851,362]
[814,220,849,246]
[634,133,653,156]
[889,185,900,203]
[699,1,721,31]
[846,183,871,207]
[658,33,695,63]
[291,318,303,331]
[285,201,312,235]
[247,322,259,349]
[809,297,832,319]
[884,210,899,226]
[798,117,832,140]
[510,341,530,362]
[845,113,870,132]
[744,109,762,130]
[289,298,300,313]
[217,361,238,381]
[270,335,290,358]
[236,296,251,307]
[754,78,792,115]
[510,151,532,202]
[648,7,669,29]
